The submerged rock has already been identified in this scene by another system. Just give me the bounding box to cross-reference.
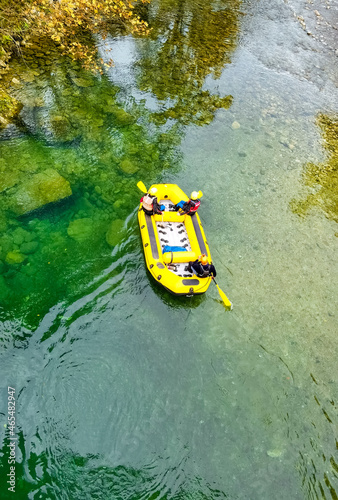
[21,71,36,83]
[5,250,26,264]
[71,77,94,88]
[20,263,37,276]
[0,171,21,193]
[12,227,31,246]
[0,235,14,259]
[67,218,95,242]
[20,240,39,255]
[106,219,124,246]
[0,215,7,233]
[112,108,136,126]
[50,115,72,139]
[0,275,10,299]
[11,169,72,215]
[0,89,23,129]
[11,227,36,246]
[267,449,283,458]
[119,158,139,175]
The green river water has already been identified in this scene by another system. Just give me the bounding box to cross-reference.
[0,0,337,498]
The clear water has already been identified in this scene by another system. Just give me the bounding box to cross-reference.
[1,0,337,498]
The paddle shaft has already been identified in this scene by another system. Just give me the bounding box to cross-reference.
[211,277,232,309]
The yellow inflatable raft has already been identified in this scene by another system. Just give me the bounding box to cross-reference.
[138,184,213,296]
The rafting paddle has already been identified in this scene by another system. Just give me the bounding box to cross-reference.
[212,277,232,310]
[137,181,147,193]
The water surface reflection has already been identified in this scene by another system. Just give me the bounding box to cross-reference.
[0,0,338,498]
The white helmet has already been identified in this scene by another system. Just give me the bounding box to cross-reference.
[191,191,199,200]
[149,187,158,195]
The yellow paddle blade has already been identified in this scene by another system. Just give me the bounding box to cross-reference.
[216,284,232,309]
[198,190,203,198]
[137,181,147,193]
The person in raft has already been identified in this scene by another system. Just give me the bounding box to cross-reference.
[175,191,200,215]
[186,254,217,278]
[141,187,165,216]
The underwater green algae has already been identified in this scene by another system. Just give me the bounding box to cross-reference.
[0,0,240,324]
[291,114,338,225]
[0,49,183,324]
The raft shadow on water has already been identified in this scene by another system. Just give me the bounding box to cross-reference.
[147,273,205,310]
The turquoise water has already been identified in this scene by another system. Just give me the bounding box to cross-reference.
[1,0,338,498]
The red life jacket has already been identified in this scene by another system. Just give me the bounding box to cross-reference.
[188,199,200,214]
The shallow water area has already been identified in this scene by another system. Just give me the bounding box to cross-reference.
[0,0,338,498]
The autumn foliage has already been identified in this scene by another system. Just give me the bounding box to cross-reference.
[0,0,150,73]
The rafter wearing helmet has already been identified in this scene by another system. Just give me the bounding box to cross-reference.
[141,187,164,216]
[186,254,217,278]
[175,191,201,215]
